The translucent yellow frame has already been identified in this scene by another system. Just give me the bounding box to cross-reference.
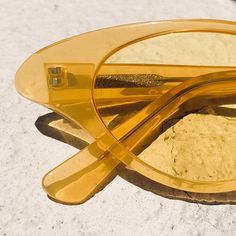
[15,19,236,204]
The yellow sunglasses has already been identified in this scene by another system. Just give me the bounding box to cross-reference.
[16,19,236,204]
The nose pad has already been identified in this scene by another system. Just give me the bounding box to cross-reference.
[15,53,49,104]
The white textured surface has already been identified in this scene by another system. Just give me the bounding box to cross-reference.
[1,0,236,235]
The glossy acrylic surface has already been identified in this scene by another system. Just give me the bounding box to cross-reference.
[15,19,236,204]
[95,31,236,182]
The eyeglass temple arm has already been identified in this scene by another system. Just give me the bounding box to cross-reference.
[48,63,235,108]
[95,63,236,108]
[42,70,236,204]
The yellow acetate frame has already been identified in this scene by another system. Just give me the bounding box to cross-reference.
[15,19,236,204]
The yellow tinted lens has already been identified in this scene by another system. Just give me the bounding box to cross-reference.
[94,32,236,183]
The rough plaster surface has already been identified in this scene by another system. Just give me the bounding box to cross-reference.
[1,0,236,236]
[139,113,236,181]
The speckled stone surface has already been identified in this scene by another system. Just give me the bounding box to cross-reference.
[1,1,236,235]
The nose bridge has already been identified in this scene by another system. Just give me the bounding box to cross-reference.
[15,53,49,104]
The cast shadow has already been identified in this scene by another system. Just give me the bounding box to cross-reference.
[35,105,236,205]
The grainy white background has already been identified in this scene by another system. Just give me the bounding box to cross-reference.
[1,0,236,235]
